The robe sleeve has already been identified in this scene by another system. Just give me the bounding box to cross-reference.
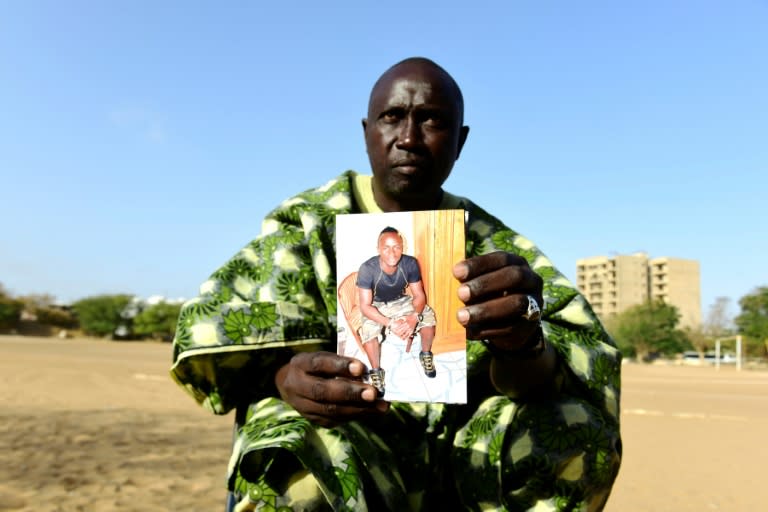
[170,175,353,414]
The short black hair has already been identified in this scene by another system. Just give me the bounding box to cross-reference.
[380,226,399,236]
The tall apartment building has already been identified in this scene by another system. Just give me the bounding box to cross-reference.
[576,253,701,329]
[648,257,701,329]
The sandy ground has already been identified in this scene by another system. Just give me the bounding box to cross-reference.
[1,335,766,511]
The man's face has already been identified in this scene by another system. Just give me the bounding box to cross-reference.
[363,63,468,211]
[377,232,404,268]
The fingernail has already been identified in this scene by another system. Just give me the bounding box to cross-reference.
[361,388,376,401]
[457,284,470,302]
[375,400,390,412]
[348,361,363,376]
[457,309,469,324]
[453,263,468,280]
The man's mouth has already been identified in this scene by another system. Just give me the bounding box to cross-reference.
[391,160,427,174]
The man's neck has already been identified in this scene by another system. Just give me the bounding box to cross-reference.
[372,187,444,212]
[351,173,463,213]
[378,258,398,274]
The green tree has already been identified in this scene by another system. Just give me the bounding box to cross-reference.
[734,286,768,357]
[606,300,690,361]
[72,294,134,337]
[0,288,23,331]
[133,301,182,341]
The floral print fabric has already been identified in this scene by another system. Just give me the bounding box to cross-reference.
[170,171,622,511]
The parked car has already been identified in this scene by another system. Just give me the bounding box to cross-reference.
[681,351,736,365]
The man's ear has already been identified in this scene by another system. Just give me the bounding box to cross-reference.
[456,126,470,160]
[361,118,368,132]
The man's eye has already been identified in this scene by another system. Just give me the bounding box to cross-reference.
[423,116,445,127]
[382,114,398,124]
[380,110,403,123]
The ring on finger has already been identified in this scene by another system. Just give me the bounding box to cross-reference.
[522,295,542,323]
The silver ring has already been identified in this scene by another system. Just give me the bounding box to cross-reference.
[522,295,541,323]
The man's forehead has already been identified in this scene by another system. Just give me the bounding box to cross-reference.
[377,77,434,106]
[378,232,402,244]
[369,62,458,111]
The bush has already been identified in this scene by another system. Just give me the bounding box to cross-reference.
[0,295,23,331]
[72,295,134,337]
[132,302,182,341]
[35,306,79,329]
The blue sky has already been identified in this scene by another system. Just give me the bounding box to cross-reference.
[1,1,766,322]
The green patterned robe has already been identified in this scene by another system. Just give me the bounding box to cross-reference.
[170,171,622,511]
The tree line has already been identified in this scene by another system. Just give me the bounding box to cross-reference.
[2,281,767,358]
[0,283,182,341]
[604,287,768,361]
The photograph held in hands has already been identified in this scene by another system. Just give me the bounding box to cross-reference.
[336,209,466,403]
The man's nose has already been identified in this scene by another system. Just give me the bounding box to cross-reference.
[395,117,420,149]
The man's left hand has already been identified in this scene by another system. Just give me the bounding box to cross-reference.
[389,317,415,340]
[453,251,543,351]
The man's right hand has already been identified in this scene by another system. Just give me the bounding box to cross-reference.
[274,351,389,428]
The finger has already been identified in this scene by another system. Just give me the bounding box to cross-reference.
[453,251,528,282]
[292,395,376,416]
[292,352,366,378]
[293,373,380,406]
[458,266,541,305]
[391,323,408,338]
[466,320,538,346]
[458,293,536,325]
[293,396,390,427]
[303,414,340,428]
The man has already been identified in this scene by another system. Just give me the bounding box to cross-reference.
[357,226,438,397]
[171,57,622,511]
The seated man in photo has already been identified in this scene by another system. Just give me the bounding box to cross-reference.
[356,226,438,396]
